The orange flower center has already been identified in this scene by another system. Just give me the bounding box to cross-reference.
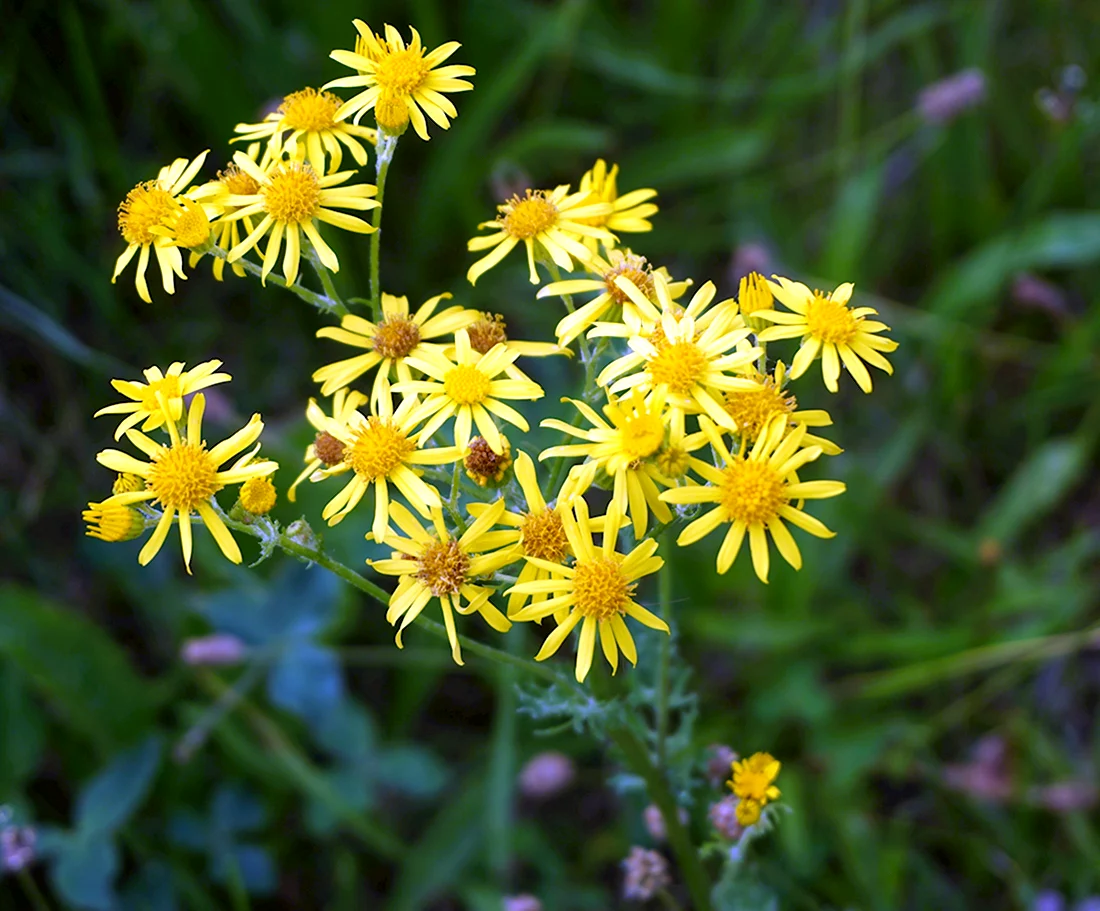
[520,510,569,562]
[604,255,654,305]
[573,557,634,620]
[219,164,261,196]
[723,379,795,441]
[262,162,320,224]
[371,316,421,360]
[416,539,470,596]
[467,314,508,355]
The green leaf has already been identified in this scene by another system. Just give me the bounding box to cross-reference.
[75,736,163,834]
[977,437,1092,548]
[0,664,46,793]
[0,584,156,748]
[624,128,769,189]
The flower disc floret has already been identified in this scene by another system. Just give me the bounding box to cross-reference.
[219,164,260,196]
[621,411,665,462]
[466,314,508,354]
[170,204,212,248]
[371,316,422,359]
[606,255,654,305]
[573,557,633,620]
[719,460,786,526]
[345,418,416,481]
[118,183,177,245]
[240,476,276,515]
[280,87,342,132]
[443,364,491,405]
[416,539,470,596]
[314,432,346,465]
[262,163,321,223]
[806,291,859,344]
[646,341,708,395]
[521,510,569,562]
[148,443,221,510]
[503,191,559,240]
[374,48,432,94]
[723,381,796,442]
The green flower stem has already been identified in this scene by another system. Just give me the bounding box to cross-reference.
[655,559,672,769]
[219,515,577,692]
[305,243,347,316]
[607,723,712,911]
[370,132,398,321]
[208,245,345,316]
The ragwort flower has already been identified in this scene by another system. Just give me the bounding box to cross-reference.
[313,292,479,402]
[95,393,277,571]
[287,388,368,502]
[112,151,209,302]
[728,752,781,826]
[575,159,658,251]
[395,328,544,454]
[722,360,840,454]
[507,499,668,683]
[222,151,379,286]
[326,22,475,139]
[369,500,517,664]
[661,416,845,582]
[94,360,231,440]
[233,87,377,174]
[467,187,613,286]
[755,277,898,393]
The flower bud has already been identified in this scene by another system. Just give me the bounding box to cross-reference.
[518,751,575,800]
[621,846,670,901]
[83,500,146,543]
[181,634,248,667]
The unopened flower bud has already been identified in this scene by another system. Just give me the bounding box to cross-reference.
[284,518,320,553]
[239,476,277,516]
[112,473,145,495]
[503,896,543,911]
[375,92,410,136]
[621,846,670,901]
[643,804,689,843]
[708,796,744,841]
[181,634,247,666]
[83,500,146,543]
[518,751,575,800]
[464,436,513,487]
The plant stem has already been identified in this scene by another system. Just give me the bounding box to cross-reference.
[370,132,398,320]
[305,242,348,316]
[656,560,672,769]
[208,246,343,315]
[607,724,712,911]
[17,872,52,911]
[486,631,519,883]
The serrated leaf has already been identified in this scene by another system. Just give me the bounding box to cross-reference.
[0,584,155,746]
[76,736,162,834]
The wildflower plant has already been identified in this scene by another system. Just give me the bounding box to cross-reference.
[87,19,898,909]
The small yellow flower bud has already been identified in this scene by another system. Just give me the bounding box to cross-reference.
[112,473,145,495]
[738,271,773,321]
[83,500,145,543]
[239,476,276,515]
[464,436,513,487]
[374,92,410,136]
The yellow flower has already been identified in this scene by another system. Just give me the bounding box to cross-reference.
[755,277,898,393]
[737,271,773,326]
[728,752,781,825]
[312,293,478,403]
[312,382,461,541]
[541,389,702,538]
[187,155,262,281]
[576,159,658,251]
[444,312,570,377]
[233,87,378,175]
[466,187,614,286]
[722,360,841,455]
[537,249,691,347]
[112,473,145,495]
[369,501,518,665]
[239,476,276,515]
[597,279,761,432]
[149,196,217,252]
[94,360,231,440]
[95,393,277,571]
[326,22,475,140]
[463,435,513,487]
[467,451,583,618]
[506,499,668,683]
[394,328,544,454]
[222,151,379,286]
[83,501,145,543]
[287,388,368,502]
[660,417,845,582]
[112,151,209,302]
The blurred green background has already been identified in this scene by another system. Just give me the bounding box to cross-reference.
[3,0,1100,908]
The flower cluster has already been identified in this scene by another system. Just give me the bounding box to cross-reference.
[91,19,898,686]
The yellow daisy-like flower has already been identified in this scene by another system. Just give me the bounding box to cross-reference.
[463,435,513,488]
[660,416,845,583]
[728,752,781,826]
[575,159,658,252]
[186,155,262,281]
[312,382,462,541]
[95,393,277,571]
[737,271,774,327]
[287,388,368,502]
[445,312,569,379]
[232,87,378,175]
[722,360,840,455]
[467,451,583,618]
[325,22,475,140]
[149,196,217,253]
[83,500,145,543]
[541,389,699,539]
[222,151,379,286]
[112,151,209,303]
[394,328,544,455]
[506,499,668,683]
[466,187,614,286]
[755,277,898,393]
[597,280,761,431]
[94,360,231,441]
[369,501,518,665]
[239,476,277,515]
[312,293,478,403]
[537,249,691,347]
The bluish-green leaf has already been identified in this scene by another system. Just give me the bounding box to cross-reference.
[76,735,162,834]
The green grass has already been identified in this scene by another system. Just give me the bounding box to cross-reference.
[2,0,1100,908]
